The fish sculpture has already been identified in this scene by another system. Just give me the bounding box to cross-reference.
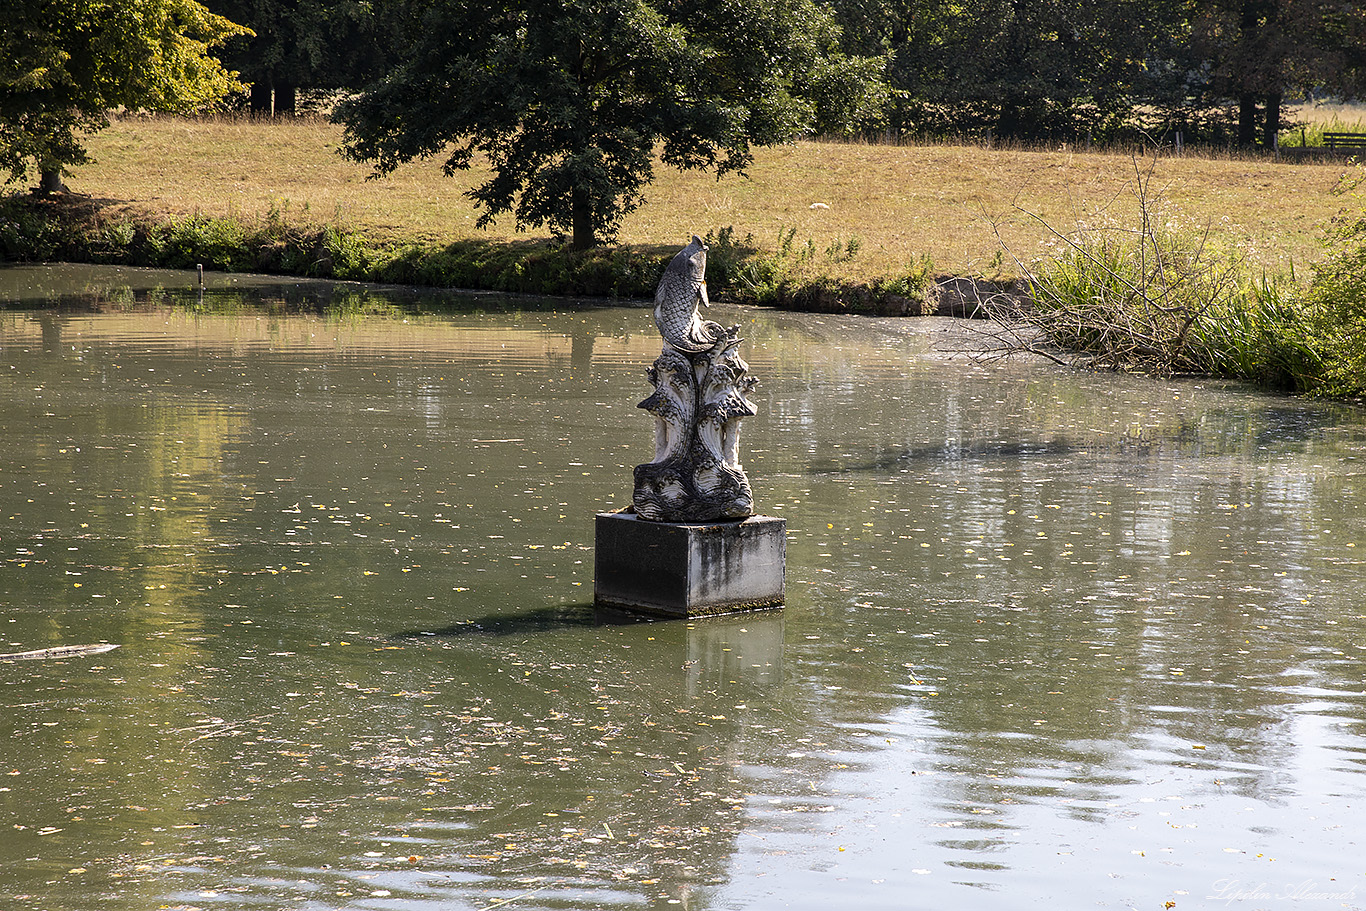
[634,234,756,521]
[653,235,725,354]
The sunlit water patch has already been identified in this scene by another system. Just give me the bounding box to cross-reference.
[2,264,1366,910]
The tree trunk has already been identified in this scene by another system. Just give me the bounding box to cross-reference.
[249,81,272,114]
[1236,0,1274,147]
[571,186,595,251]
[996,105,1019,142]
[1263,91,1282,149]
[1238,93,1258,147]
[275,83,297,116]
[38,167,64,194]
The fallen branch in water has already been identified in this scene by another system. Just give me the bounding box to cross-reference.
[0,643,119,661]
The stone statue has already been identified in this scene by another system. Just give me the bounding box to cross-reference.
[634,236,758,522]
[652,234,725,353]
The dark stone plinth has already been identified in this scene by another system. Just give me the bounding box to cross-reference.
[594,512,786,617]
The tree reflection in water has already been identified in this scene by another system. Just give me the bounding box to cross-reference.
[2,265,1365,910]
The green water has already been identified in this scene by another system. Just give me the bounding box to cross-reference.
[2,264,1366,910]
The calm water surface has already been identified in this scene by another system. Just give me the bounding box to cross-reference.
[2,264,1366,910]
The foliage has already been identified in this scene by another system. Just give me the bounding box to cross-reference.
[1180,0,1366,147]
[1299,174,1366,398]
[717,223,933,313]
[0,193,943,313]
[994,161,1366,401]
[904,0,1169,141]
[988,160,1321,391]
[806,54,890,136]
[146,214,250,269]
[0,0,250,187]
[816,0,1366,146]
[333,0,887,249]
[201,0,397,112]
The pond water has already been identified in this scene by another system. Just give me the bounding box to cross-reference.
[3,264,1366,911]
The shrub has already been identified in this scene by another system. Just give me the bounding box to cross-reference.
[1299,181,1366,398]
[318,226,372,279]
[875,254,935,300]
[0,208,63,260]
[995,159,1322,392]
[147,214,249,270]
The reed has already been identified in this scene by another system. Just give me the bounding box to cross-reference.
[982,158,1366,400]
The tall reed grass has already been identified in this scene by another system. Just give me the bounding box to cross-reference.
[985,158,1366,400]
[1297,172,1366,398]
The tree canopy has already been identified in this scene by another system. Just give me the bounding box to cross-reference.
[0,0,249,191]
[822,0,1366,146]
[1186,0,1366,146]
[333,0,886,249]
[201,0,394,114]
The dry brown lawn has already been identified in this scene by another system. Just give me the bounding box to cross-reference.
[73,114,1361,280]
[1298,100,1366,129]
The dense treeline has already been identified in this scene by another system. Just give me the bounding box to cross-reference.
[208,0,1366,146]
[832,0,1366,146]
[8,0,1366,237]
[203,0,399,114]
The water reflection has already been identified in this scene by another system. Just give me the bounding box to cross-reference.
[3,265,1366,910]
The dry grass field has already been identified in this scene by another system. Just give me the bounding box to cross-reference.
[70,114,1364,281]
[1297,99,1366,129]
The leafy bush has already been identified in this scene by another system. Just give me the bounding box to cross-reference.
[875,254,935,300]
[147,215,249,270]
[993,160,1322,392]
[318,226,371,279]
[0,208,64,259]
[1299,185,1366,398]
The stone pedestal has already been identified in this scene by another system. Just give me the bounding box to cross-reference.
[594,512,786,618]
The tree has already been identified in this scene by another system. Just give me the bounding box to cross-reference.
[881,0,1186,142]
[1185,0,1366,148]
[0,0,249,191]
[202,0,396,115]
[333,0,886,249]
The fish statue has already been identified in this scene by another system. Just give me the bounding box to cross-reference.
[654,235,725,354]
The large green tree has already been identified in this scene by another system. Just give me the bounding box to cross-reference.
[1185,0,1366,147]
[875,0,1185,142]
[334,0,886,249]
[203,0,395,114]
[0,0,249,191]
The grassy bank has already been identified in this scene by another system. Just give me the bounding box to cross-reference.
[980,162,1366,401]
[6,114,1366,396]
[0,194,943,314]
[4,115,1358,280]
